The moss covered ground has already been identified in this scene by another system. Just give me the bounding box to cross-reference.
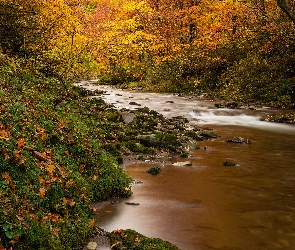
[0,65,134,249]
[0,63,200,249]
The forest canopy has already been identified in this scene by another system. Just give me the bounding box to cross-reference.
[0,0,295,104]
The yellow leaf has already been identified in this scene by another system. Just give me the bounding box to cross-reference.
[46,164,55,174]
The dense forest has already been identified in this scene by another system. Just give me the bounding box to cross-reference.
[1,0,295,105]
[0,0,295,249]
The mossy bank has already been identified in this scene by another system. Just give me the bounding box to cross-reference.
[0,63,209,249]
[0,64,134,249]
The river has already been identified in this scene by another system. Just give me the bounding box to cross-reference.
[77,82,295,250]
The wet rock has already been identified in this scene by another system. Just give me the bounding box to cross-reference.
[214,103,225,108]
[129,101,141,106]
[223,160,236,166]
[172,161,192,166]
[138,134,181,151]
[125,202,140,206]
[136,107,150,113]
[185,131,203,141]
[226,102,239,109]
[226,137,251,144]
[200,130,217,138]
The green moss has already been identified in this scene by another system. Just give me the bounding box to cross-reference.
[0,65,132,249]
[108,229,180,250]
[223,160,236,166]
[146,167,162,175]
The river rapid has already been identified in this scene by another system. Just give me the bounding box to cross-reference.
[77,82,295,250]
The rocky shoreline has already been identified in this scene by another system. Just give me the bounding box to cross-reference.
[81,85,294,249]
[81,104,217,249]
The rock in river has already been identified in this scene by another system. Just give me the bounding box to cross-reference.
[172,161,192,166]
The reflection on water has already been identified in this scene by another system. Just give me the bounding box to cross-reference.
[81,83,295,250]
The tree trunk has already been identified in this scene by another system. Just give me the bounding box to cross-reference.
[276,0,295,24]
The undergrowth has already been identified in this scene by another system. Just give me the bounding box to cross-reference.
[0,65,132,249]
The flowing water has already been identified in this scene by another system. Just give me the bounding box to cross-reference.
[77,82,295,250]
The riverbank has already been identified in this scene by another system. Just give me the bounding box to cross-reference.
[0,66,202,249]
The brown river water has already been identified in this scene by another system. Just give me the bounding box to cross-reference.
[77,82,295,250]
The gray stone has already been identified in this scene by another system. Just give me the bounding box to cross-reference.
[121,112,136,124]
[87,241,97,250]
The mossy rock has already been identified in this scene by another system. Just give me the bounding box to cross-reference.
[108,229,180,250]
[139,133,181,151]
[146,166,162,175]
[180,152,189,158]
[223,160,236,166]
[200,130,217,138]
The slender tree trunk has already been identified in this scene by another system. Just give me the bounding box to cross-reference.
[276,0,295,24]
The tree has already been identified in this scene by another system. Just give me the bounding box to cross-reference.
[276,0,295,24]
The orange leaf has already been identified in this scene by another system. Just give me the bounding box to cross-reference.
[2,149,9,160]
[1,172,12,184]
[49,213,59,222]
[65,179,73,188]
[88,219,95,227]
[78,165,85,173]
[39,187,46,198]
[17,138,26,148]
[113,229,123,234]
[63,150,70,157]
[18,158,25,165]
[68,199,75,207]
[80,193,87,200]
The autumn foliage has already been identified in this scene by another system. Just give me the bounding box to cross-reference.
[0,0,295,104]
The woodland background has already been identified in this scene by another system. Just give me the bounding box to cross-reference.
[1,0,295,105]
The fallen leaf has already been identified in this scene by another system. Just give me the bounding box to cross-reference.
[22,220,30,228]
[60,198,67,206]
[16,215,24,221]
[80,193,87,200]
[18,158,25,165]
[46,164,55,174]
[111,241,120,248]
[33,151,48,161]
[17,138,26,148]
[63,150,70,157]
[65,179,73,188]
[78,165,85,173]
[113,229,123,234]
[49,213,59,222]
[39,187,46,198]
[88,219,95,227]
[2,149,9,160]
